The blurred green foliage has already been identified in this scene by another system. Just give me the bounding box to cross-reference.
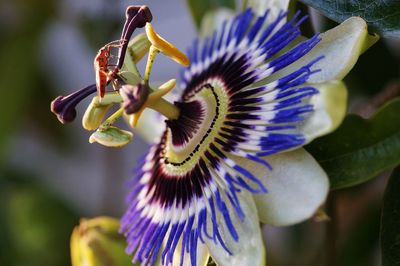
[186,0,236,29]
[381,167,400,266]
[337,198,381,266]
[0,169,79,266]
[0,0,57,160]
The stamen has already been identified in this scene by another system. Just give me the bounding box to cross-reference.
[145,22,190,67]
[82,92,122,131]
[99,107,125,130]
[144,45,159,84]
[50,84,96,124]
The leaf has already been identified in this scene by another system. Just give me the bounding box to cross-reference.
[299,0,400,38]
[381,167,400,266]
[186,0,236,29]
[306,98,400,190]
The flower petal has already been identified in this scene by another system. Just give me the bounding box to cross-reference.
[169,239,210,266]
[233,148,329,226]
[203,191,266,266]
[271,17,379,83]
[247,0,289,19]
[301,80,348,142]
[199,8,235,37]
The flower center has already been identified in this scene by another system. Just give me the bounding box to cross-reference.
[163,79,229,174]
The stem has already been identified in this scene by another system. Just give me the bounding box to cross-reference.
[325,192,337,266]
[99,107,124,129]
[150,97,180,120]
[144,45,159,84]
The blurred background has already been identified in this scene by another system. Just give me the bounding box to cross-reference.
[0,0,399,265]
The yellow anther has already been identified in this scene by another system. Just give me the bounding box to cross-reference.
[145,23,190,67]
[129,79,178,127]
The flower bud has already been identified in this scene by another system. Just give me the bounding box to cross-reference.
[70,216,134,266]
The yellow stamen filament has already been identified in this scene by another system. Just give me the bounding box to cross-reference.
[145,22,190,67]
[100,107,125,130]
[144,45,160,84]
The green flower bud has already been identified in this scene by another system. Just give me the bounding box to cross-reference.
[70,216,134,266]
[89,126,133,147]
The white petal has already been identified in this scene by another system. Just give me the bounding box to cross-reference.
[170,239,210,266]
[131,109,166,143]
[246,0,289,19]
[200,8,235,37]
[234,149,329,226]
[271,17,379,83]
[301,80,348,142]
[155,235,210,266]
[204,191,266,266]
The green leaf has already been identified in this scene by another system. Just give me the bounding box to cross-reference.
[381,167,400,266]
[187,0,236,29]
[299,0,400,38]
[306,98,400,190]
